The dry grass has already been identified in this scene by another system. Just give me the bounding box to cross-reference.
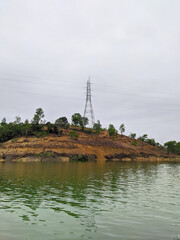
[0,130,178,162]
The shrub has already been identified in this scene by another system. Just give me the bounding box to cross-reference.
[132,140,138,146]
[38,151,56,158]
[36,131,47,138]
[68,131,79,140]
[146,138,156,146]
[70,154,88,162]
[138,134,148,142]
[129,133,136,139]
[86,128,94,134]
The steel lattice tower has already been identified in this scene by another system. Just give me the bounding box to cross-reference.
[84,77,95,127]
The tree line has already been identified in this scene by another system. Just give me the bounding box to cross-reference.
[0,108,94,143]
[0,108,179,155]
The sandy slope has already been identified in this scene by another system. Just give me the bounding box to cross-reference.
[0,130,179,162]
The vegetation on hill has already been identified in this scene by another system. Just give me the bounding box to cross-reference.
[0,108,179,156]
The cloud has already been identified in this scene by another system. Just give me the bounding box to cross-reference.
[0,0,179,143]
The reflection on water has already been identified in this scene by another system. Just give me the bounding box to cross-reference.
[0,162,179,240]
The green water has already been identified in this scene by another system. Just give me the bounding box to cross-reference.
[0,162,179,240]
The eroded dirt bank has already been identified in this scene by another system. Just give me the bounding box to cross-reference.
[0,131,179,162]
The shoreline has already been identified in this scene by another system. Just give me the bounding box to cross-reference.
[0,153,180,163]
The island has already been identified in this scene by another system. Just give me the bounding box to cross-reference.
[0,108,179,162]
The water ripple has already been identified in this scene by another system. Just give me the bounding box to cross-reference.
[0,162,179,239]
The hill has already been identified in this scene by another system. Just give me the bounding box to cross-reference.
[0,130,179,162]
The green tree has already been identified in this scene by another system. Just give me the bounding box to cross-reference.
[1,117,7,127]
[31,108,45,132]
[71,113,88,130]
[32,108,45,125]
[14,116,21,124]
[176,142,180,155]
[108,124,118,140]
[146,138,156,146]
[22,119,32,136]
[72,113,81,127]
[55,117,69,129]
[138,134,148,142]
[93,120,102,134]
[23,123,32,137]
[46,122,53,133]
[129,133,136,139]
[164,141,177,154]
[53,125,59,135]
[24,119,29,124]
[80,117,88,131]
[119,123,125,135]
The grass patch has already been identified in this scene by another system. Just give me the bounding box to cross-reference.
[132,140,138,146]
[37,151,56,158]
[68,131,79,140]
[36,131,47,138]
[11,138,18,143]
[70,154,88,162]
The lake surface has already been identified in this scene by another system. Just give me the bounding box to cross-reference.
[0,162,179,240]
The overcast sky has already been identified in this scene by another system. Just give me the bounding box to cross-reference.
[0,0,180,143]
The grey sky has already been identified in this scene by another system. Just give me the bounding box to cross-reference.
[0,0,180,143]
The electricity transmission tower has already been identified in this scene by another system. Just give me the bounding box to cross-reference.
[84,77,95,127]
